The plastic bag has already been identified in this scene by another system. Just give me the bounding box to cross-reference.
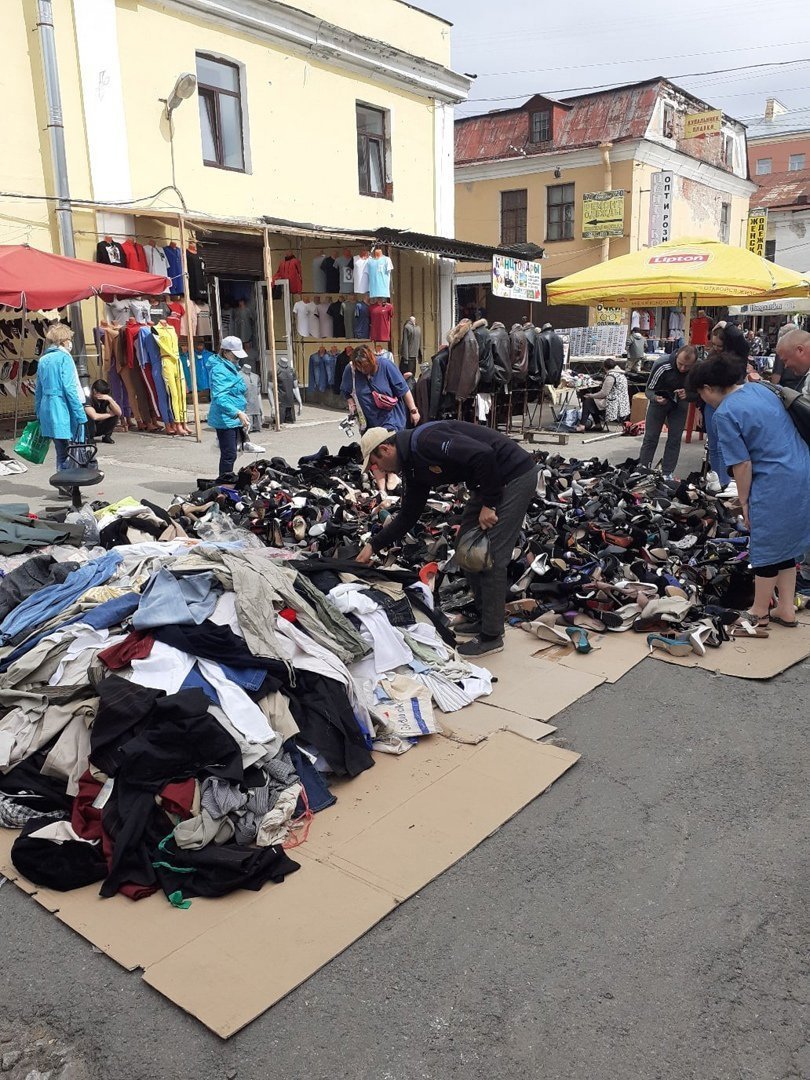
[65,505,101,546]
[13,421,50,465]
[455,528,494,573]
[194,504,264,548]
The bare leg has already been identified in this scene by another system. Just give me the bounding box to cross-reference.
[772,565,798,621]
[750,573,776,619]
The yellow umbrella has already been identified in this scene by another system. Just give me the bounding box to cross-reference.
[546,237,810,307]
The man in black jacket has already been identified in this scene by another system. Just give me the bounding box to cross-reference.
[638,345,697,477]
[356,422,539,657]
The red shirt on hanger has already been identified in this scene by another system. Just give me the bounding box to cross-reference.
[370,302,393,343]
[167,302,184,338]
[121,240,148,273]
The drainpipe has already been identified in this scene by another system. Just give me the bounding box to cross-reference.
[599,142,613,265]
[36,0,88,380]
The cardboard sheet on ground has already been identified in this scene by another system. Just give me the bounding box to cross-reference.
[439,701,556,744]
[529,629,651,683]
[649,621,810,678]
[0,730,579,1038]
[484,635,605,719]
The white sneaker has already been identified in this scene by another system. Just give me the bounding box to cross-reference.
[242,441,266,453]
[705,470,721,494]
[718,480,738,499]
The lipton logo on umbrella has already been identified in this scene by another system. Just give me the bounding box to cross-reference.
[648,253,711,266]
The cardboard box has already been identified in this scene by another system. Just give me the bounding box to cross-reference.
[630,392,648,424]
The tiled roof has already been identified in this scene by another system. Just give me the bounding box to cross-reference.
[752,168,810,209]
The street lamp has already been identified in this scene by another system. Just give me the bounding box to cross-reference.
[160,73,197,193]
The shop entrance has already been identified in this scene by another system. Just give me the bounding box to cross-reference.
[211,276,292,395]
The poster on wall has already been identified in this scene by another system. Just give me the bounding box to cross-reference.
[746,209,768,257]
[582,190,625,238]
[594,305,624,326]
[491,254,543,301]
[648,170,674,246]
[684,109,723,138]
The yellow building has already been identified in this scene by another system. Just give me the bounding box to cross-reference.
[454,80,756,345]
[3,0,496,405]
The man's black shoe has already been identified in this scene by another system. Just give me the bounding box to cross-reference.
[457,635,504,657]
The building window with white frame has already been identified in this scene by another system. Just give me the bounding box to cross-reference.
[546,182,575,241]
[722,134,734,168]
[196,54,246,171]
[720,201,731,243]
[357,103,391,199]
[789,153,806,171]
[756,157,772,175]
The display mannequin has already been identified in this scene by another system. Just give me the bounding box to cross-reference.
[121,235,148,272]
[186,242,208,303]
[336,248,354,294]
[400,315,422,370]
[272,252,303,295]
[145,241,170,278]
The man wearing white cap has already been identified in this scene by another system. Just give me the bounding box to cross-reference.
[356,421,539,657]
[206,335,264,476]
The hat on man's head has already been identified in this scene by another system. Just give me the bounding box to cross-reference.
[541,323,553,331]
[220,335,248,359]
[361,427,394,471]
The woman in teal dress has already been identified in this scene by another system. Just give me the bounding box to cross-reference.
[689,352,810,628]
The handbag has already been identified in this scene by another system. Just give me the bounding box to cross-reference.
[371,389,398,411]
[65,427,99,471]
[766,383,810,447]
[13,421,50,465]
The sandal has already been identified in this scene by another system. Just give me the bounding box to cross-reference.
[647,632,693,657]
[769,615,798,628]
[731,616,769,639]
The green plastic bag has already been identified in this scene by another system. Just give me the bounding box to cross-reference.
[13,421,50,465]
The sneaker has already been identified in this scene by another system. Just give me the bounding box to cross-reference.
[101,434,115,444]
[457,635,504,657]
[453,618,482,635]
[242,441,266,453]
[717,481,738,499]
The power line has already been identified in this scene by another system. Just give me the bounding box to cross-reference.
[464,57,810,106]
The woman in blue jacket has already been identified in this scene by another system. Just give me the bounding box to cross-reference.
[205,335,251,476]
[34,324,87,471]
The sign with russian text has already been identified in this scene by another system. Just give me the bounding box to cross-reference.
[594,305,624,325]
[746,209,768,257]
[582,189,625,238]
[684,109,723,138]
[648,171,674,246]
[491,254,542,301]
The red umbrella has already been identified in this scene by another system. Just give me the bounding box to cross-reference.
[0,244,172,309]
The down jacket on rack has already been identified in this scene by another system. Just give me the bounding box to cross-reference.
[444,318,482,401]
[488,322,512,390]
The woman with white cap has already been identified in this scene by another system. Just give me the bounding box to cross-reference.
[205,335,258,477]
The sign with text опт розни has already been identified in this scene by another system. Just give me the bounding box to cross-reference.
[492,255,542,301]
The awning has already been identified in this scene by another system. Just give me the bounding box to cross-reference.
[260,216,541,263]
[728,297,810,315]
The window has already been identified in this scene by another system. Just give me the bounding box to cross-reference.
[722,134,734,168]
[546,182,575,241]
[662,104,675,139]
[789,153,806,171]
[720,201,731,243]
[196,54,245,171]
[531,110,551,143]
[500,189,527,244]
[756,157,772,175]
[356,103,391,198]
[764,239,777,262]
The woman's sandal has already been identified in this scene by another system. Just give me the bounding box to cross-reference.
[731,614,770,638]
[769,615,798,628]
[646,632,693,657]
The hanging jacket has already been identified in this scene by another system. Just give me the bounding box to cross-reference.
[472,321,496,392]
[206,353,247,430]
[539,328,565,387]
[400,321,422,367]
[489,322,512,390]
[509,324,529,386]
[523,323,546,386]
[428,347,449,419]
[444,318,480,401]
[34,345,87,441]
[272,254,303,295]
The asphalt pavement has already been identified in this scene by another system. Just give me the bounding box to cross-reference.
[2,410,805,1080]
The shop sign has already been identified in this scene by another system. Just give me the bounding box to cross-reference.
[746,209,768,257]
[491,254,542,301]
[594,305,624,325]
[582,190,625,238]
[648,171,674,246]
[684,109,723,138]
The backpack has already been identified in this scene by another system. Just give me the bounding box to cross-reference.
[766,383,810,447]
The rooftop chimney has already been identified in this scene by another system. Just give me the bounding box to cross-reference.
[764,97,788,121]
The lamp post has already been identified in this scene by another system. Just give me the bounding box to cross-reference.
[159,72,197,196]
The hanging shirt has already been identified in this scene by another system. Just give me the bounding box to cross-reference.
[367,255,393,298]
[145,244,170,278]
[306,301,320,339]
[353,256,370,295]
[327,300,345,337]
[121,240,148,273]
[272,254,303,295]
[128,299,151,324]
[186,250,208,302]
[163,246,183,295]
[354,301,370,339]
[669,310,684,334]
[317,301,333,337]
[690,315,712,346]
[321,257,340,293]
[96,240,126,267]
[370,302,393,342]
[105,298,131,327]
[311,256,327,293]
[292,300,312,337]
[336,256,353,294]
[342,299,356,338]
[639,309,651,331]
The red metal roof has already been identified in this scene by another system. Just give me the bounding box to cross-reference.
[456,82,663,165]
[753,168,810,210]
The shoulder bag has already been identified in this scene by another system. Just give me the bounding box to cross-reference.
[766,383,810,447]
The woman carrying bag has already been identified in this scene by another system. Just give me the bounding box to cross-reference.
[34,324,88,480]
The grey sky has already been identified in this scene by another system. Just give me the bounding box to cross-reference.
[422,0,810,125]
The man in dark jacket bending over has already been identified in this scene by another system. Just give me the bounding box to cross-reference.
[356,421,539,658]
